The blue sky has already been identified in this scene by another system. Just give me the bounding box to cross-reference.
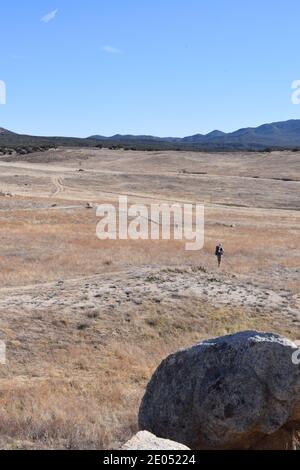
[1,0,300,137]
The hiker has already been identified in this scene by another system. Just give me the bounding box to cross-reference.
[215,243,224,267]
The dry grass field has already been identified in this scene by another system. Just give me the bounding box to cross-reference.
[0,147,299,449]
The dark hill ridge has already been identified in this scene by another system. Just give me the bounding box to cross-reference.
[1,119,300,151]
[90,120,300,149]
[0,127,15,135]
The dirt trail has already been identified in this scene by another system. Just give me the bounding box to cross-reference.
[51,176,65,197]
[0,158,298,211]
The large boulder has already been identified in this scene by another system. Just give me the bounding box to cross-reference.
[122,431,190,450]
[139,331,300,449]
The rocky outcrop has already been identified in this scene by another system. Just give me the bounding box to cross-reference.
[122,431,190,450]
[139,331,300,449]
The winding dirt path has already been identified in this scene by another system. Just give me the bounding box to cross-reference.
[51,176,65,197]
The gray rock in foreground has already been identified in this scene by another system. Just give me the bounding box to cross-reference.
[139,331,300,449]
[122,431,190,450]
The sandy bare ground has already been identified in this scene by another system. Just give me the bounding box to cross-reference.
[0,148,299,209]
[0,147,299,449]
[0,266,298,330]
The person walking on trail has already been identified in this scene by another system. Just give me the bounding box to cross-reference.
[215,243,224,267]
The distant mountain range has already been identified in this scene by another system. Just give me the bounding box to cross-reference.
[2,119,300,151]
[90,120,300,150]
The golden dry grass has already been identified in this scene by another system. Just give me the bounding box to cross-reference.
[0,148,298,449]
[0,298,295,450]
[0,199,298,292]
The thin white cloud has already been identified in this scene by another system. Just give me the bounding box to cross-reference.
[101,45,122,55]
[41,9,58,23]
[11,54,27,60]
